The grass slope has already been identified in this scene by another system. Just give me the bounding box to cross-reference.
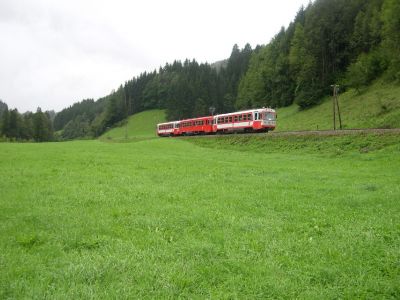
[1,134,399,298]
[276,81,400,131]
[101,109,166,140]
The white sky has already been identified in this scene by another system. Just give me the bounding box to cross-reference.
[0,0,310,112]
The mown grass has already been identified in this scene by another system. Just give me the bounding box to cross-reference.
[0,133,399,298]
[276,81,400,131]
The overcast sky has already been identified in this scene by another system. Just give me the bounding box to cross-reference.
[0,0,311,112]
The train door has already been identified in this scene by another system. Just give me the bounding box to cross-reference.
[253,112,262,130]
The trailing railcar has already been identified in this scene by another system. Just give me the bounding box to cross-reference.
[157,122,177,136]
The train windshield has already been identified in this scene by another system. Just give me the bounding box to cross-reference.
[264,112,275,121]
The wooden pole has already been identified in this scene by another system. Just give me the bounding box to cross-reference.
[335,86,342,130]
[332,85,336,130]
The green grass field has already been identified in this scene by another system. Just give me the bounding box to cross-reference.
[1,133,399,298]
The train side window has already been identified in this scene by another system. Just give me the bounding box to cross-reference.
[224,117,228,123]
[243,115,248,121]
[248,113,252,120]
[234,116,238,122]
[239,115,242,121]
[229,116,232,122]
[255,112,259,120]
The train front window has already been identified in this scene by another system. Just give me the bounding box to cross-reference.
[265,112,275,121]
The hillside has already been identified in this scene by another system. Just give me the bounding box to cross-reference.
[276,81,400,131]
[99,81,399,137]
[100,109,166,140]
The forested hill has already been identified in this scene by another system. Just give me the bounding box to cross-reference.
[1,0,399,141]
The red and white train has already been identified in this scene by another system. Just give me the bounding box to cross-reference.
[157,107,276,136]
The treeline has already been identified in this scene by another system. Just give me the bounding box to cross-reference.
[238,0,400,109]
[0,100,54,142]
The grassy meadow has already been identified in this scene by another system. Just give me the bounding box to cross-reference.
[101,109,166,141]
[1,132,400,298]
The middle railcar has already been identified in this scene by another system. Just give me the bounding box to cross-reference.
[177,116,214,135]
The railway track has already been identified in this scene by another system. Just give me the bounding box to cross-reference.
[178,128,400,138]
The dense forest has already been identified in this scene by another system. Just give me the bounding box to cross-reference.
[0,100,54,142]
[1,0,399,141]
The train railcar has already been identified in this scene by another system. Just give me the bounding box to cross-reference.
[157,122,178,136]
[178,116,214,135]
[214,108,276,133]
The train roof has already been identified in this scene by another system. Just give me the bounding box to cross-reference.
[215,107,275,118]
[178,115,213,122]
[157,121,176,126]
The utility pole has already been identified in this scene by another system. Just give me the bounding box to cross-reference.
[332,85,336,130]
[331,84,342,130]
[335,86,342,130]
[209,106,216,116]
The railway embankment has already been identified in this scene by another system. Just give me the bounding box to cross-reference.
[185,129,400,155]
